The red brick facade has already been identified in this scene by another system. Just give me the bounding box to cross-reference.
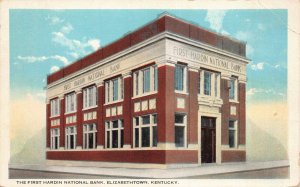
[46,14,247,166]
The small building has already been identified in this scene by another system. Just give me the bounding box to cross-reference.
[46,13,249,168]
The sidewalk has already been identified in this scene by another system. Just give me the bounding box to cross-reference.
[9,160,289,179]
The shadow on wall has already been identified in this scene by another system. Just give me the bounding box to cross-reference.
[246,117,287,161]
[10,127,46,165]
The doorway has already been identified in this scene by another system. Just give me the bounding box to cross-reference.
[201,117,216,163]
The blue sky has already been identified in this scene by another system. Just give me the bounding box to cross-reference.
[10,9,287,103]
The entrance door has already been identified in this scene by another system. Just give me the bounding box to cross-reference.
[201,117,216,163]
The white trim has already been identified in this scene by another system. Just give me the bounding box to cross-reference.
[105,119,124,149]
[82,105,98,111]
[133,114,157,148]
[174,113,187,148]
[47,31,249,90]
[198,111,222,164]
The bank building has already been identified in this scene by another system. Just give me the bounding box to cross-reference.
[46,13,249,168]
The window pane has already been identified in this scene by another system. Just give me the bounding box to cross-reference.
[143,68,150,93]
[229,79,235,99]
[229,120,235,128]
[70,134,74,149]
[204,71,211,95]
[113,79,118,101]
[154,66,158,91]
[106,131,110,148]
[175,65,184,91]
[135,128,139,147]
[175,126,184,147]
[88,133,94,149]
[135,72,139,95]
[229,129,235,148]
[142,115,150,125]
[121,130,124,148]
[112,130,118,148]
[112,120,118,128]
[175,114,184,124]
[142,127,150,147]
[152,126,157,147]
[153,114,157,124]
[135,117,139,126]
[55,137,59,149]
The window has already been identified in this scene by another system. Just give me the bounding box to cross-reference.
[204,71,211,95]
[175,113,186,147]
[133,114,157,148]
[50,128,60,149]
[65,126,77,149]
[229,120,238,148]
[143,68,150,93]
[200,70,220,98]
[133,65,157,96]
[83,86,97,109]
[175,64,187,92]
[65,92,76,113]
[105,119,124,149]
[105,77,123,103]
[229,77,238,101]
[50,98,60,117]
[83,124,97,149]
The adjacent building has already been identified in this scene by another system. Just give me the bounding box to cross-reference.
[46,13,249,168]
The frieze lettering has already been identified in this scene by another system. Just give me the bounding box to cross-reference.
[63,63,120,91]
[173,46,242,73]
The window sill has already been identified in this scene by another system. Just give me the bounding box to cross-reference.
[175,90,188,95]
[65,111,77,115]
[82,105,98,111]
[132,91,157,99]
[229,99,239,104]
[104,99,124,106]
[50,115,60,119]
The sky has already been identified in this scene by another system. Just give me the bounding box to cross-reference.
[10,9,287,103]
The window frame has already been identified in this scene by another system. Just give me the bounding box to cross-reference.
[65,92,77,114]
[83,123,97,149]
[83,85,97,109]
[105,119,124,149]
[50,98,60,117]
[228,120,238,148]
[199,70,220,98]
[133,65,158,97]
[65,126,77,150]
[105,77,123,104]
[229,77,238,102]
[50,128,60,150]
[133,114,158,148]
[174,113,187,148]
[174,64,187,93]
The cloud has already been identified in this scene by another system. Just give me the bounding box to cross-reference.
[250,62,264,71]
[60,23,73,34]
[50,66,60,73]
[17,55,69,66]
[69,52,79,59]
[17,56,48,63]
[46,15,64,25]
[246,88,285,97]
[51,31,100,57]
[88,39,100,51]
[204,10,227,33]
[235,31,251,41]
[51,55,69,66]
